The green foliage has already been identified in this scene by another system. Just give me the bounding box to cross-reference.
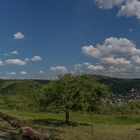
[86,82,110,113]
[41,74,110,124]
[42,74,110,112]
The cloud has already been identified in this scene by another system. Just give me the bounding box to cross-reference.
[82,37,140,58]
[31,56,42,61]
[3,53,9,56]
[95,0,140,20]
[101,57,131,66]
[87,64,105,71]
[131,55,140,65]
[4,59,27,65]
[81,37,140,77]
[14,32,25,40]
[82,45,101,58]
[24,58,30,62]
[20,71,27,75]
[117,0,140,19]
[74,62,105,73]
[107,66,131,73]
[9,50,18,55]
[129,28,133,32]
[4,50,18,56]
[95,0,124,9]
[39,70,45,74]
[73,63,83,70]
[50,66,68,73]
[7,72,16,76]
[0,61,4,66]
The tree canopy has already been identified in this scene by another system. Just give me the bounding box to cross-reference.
[41,74,110,124]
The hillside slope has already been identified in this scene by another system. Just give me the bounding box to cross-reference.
[94,75,140,96]
[0,80,44,111]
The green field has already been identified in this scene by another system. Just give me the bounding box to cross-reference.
[0,109,140,140]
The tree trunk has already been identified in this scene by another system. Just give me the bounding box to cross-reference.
[65,110,69,125]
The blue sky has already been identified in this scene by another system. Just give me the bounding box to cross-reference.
[1,0,140,79]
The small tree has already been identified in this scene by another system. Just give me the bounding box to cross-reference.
[42,74,110,124]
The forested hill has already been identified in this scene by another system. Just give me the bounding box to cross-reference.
[94,75,140,96]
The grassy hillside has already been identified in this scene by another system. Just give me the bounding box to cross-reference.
[0,80,44,111]
[0,80,40,94]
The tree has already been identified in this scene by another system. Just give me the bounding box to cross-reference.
[42,74,110,124]
[86,83,110,114]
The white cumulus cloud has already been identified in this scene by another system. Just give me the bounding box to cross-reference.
[95,0,140,20]
[31,56,42,61]
[9,50,18,55]
[82,45,101,58]
[101,57,131,66]
[82,37,140,58]
[73,62,105,74]
[14,32,25,40]
[82,36,140,77]
[131,55,140,65]
[118,0,140,19]
[4,59,27,66]
[20,71,27,75]
[50,66,68,73]
[87,64,105,71]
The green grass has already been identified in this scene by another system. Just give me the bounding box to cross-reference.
[1,109,140,140]
[1,109,140,125]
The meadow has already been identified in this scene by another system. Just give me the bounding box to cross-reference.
[0,109,140,140]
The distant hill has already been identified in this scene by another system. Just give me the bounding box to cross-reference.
[94,75,140,96]
[0,76,139,111]
[0,76,140,96]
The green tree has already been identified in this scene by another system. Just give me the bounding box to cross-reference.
[42,74,110,124]
[86,83,110,114]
